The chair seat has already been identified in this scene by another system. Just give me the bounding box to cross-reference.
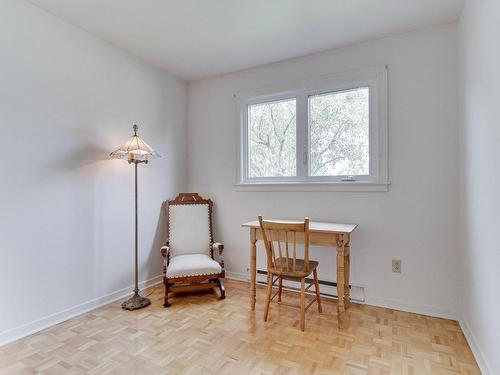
[166,254,222,278]
[269,257,319,277]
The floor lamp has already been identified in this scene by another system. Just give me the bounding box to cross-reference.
[110,124,161,310]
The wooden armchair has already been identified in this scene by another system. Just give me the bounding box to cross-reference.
[161,193,225,307]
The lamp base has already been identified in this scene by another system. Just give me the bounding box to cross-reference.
[121,292,151,311]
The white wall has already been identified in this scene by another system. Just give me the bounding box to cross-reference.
[4,3,497,370]
[0,0,186,343]
[188,24,460,318]
[459,1,500,373]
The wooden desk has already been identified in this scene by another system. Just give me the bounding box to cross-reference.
[241,220,358,328]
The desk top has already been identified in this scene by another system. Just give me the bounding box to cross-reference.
[241,220,357,234]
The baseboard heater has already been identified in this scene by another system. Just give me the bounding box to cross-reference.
[256,269,365,303]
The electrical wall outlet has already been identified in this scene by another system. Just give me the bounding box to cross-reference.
[392,259,402,273]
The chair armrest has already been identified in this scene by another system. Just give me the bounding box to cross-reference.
[160,244,170,258]
[212,242,224,269]
[212,242,224,253]
[161,244,170,274]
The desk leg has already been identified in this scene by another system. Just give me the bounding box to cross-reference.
[344,234,351,310]
[250,229,257,310]
[336,234,345,328]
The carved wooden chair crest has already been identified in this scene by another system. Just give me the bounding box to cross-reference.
[161,193,225,307]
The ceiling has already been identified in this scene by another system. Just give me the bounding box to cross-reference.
[28,0,465,81]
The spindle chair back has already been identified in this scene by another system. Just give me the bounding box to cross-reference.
[258,216,311,277]
[258,215,322,331]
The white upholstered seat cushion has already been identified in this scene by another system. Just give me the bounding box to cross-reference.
[166,254,222,278]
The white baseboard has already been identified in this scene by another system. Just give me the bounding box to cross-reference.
[225,271,248,282]
[0,275,163,347]
[4,271,487,373]
[225,271,457,320]
[365,295,457,320]
[229,270,490,371]
[459,317,493,375]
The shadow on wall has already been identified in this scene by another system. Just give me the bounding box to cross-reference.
[52,144,111,171]
[146,201,168,282]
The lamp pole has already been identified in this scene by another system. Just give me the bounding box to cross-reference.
[119,125,152,311]
[110,124,159,310]
[134,160,139,295]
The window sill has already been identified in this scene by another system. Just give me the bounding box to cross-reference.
[234,181,391,192]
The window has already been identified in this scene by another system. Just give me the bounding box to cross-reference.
[237,66,388,191]
[248,98,296,178]
[309,87,369,177]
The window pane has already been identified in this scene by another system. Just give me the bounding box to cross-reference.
[309,87,369,177]
[248,98,296,178]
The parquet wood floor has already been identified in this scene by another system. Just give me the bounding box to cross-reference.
[0,280,480,374]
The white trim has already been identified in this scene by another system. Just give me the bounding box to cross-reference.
[296,93,308,179]
[0,275,163,347]
[224,271,353,302]
[225,271,249,282]
[235,65,389,190]
[459,317,494,375]
[2,270,486,372]
[365,295,457,320]
[225,272,457,320]
[234,181,390,192]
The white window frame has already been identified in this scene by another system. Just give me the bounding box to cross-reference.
[236,65,389,192]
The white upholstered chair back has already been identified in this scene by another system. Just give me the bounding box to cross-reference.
[168,203,211,257]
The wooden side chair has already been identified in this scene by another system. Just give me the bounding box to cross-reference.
[258,215,322,331]
[160,193,225,307]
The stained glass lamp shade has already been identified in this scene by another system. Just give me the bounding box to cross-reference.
[110,124,160,163]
